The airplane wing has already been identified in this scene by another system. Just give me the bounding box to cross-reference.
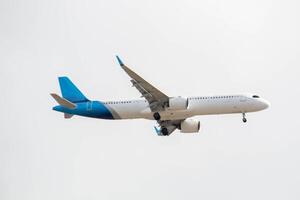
[116,56,169,111]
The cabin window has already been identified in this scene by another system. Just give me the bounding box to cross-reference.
[252,95,260,98]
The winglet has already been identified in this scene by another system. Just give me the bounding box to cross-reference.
[116,55,125,66]
[154,126,162,136]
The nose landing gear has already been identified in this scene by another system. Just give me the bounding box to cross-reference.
[242,113,247,123]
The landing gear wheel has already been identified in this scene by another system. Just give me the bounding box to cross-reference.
[153,112,161,121]
[242,113,247,123]
[161,127,169,136]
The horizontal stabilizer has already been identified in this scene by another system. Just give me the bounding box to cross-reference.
[64,113,74,119]
[50,93,77,109]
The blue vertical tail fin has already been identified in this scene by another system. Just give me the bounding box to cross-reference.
[58,77,89,103]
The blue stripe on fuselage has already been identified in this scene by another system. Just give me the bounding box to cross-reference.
[53,101,114,119]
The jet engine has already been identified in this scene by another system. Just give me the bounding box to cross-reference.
[168,96,188,110]
[180,119,200,133]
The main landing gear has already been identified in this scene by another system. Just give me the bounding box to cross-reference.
[153,112,161,121]
[161,127,169,136]
[242,113,247,123]
[153,113,169,136]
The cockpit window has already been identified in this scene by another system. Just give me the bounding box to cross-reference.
[252,95,260,98]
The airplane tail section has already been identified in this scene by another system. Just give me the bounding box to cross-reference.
[58,77,89,103]
[50,93,75,119]
[64,113,74,119]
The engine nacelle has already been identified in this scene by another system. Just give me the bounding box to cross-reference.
[168,96,188,110]
[180,119,200,133]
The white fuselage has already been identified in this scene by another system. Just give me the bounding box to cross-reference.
[102,94,269,120]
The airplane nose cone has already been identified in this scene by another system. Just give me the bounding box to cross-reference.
[260,99,270,110]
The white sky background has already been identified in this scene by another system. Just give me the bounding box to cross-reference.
[1,0,300,199]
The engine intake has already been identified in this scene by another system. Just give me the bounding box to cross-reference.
[180,119,200,133]
[168,96,188,110]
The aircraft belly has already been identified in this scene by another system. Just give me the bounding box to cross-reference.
[108,103,147,119]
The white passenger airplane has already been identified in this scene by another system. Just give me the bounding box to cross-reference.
[51,56,270,136]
